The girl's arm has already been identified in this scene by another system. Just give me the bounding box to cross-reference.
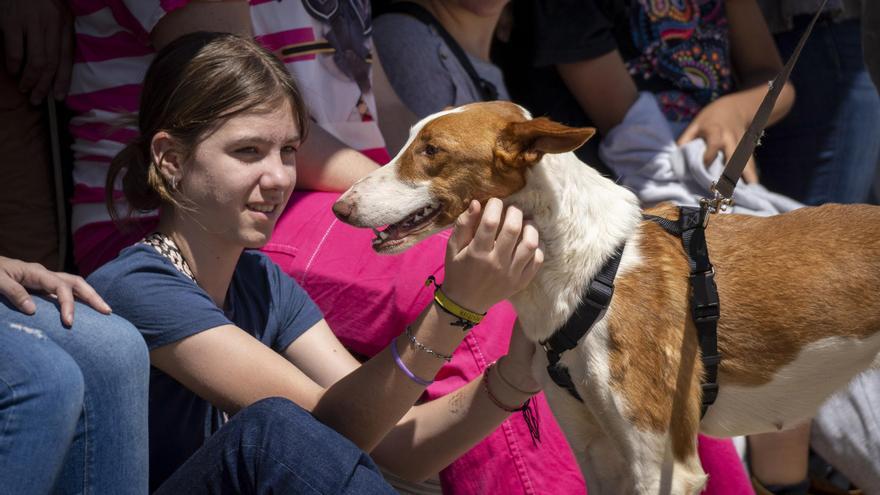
[151,199,543,478]
[286,311,540,481]
[724,0,795,118]
[369,322,539,481]
[284,308,539,480]
[293,124,382,191]
[372,47,420,156]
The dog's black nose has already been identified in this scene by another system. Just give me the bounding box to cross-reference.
[332,200,354,221]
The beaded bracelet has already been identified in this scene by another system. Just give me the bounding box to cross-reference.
[405,326,453,362]
[425,275,486,331]
[390,337,434,387]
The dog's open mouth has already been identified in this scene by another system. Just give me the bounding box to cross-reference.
[371,201,443,251]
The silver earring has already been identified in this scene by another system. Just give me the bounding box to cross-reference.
[170,176,178,190]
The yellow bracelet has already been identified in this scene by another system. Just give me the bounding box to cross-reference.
[425,276,486,328]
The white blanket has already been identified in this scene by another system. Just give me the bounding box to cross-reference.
[599,92,804,216]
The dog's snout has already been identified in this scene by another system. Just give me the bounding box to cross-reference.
[332,198,356,222]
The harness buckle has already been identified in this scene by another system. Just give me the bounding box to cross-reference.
[701,382,720,405]
[690,269,720,322]
[693,302,720,323]
[546,362,584,403]
[702,353,722,367]
[702,182,734,220]
[585,279,614,309]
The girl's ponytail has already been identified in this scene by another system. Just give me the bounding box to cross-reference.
[106,138,174,222]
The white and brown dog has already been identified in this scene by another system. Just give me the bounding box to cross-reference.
[332,102,880,494]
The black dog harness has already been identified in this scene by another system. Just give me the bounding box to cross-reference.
[540,245,624,402]
[541,206,721,418]
[643,206,721,418]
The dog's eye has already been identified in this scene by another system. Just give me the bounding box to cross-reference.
[422,144,440,157]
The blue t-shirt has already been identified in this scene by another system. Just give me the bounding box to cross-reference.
[88,243,324,489]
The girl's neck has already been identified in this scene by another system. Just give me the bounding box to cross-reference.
[415,0,504,62]
[157,212,242,308]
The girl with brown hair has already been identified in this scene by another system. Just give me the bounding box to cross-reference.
[88,31,544,493]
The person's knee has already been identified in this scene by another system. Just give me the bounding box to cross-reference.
[100,313,149,368]
[233,397,311,432]
[0,337,85,422]
[226,398,387,493]
[232,397,362,456]
[68,304,149,380]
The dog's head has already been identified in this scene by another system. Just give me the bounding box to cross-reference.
[333,101,595,253]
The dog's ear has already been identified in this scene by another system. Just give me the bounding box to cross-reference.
[496,118,596,166]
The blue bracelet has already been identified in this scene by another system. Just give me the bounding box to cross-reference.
[391,337,434,387]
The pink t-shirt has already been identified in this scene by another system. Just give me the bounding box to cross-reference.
[68,0,387,233]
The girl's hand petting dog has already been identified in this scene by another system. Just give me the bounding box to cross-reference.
[442,198,544,314]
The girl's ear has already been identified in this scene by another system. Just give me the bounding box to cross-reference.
[150,131,184,183]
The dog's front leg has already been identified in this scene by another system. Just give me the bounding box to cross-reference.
[580,322,707,495]
[541,379,634,494]
[542,323,708,495]
[536,327,638,494]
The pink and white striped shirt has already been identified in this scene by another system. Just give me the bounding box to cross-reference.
[68,0,387,233]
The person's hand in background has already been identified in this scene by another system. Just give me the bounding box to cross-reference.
[0,256,111,326]
[676,94,760,184]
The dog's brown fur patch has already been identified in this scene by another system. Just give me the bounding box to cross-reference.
[608,203,880,461]
[709,204,880,384]
[395,103,531,227]
[394,102,594,230]
[607,212,702,461]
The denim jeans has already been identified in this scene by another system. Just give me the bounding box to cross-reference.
[156,397,396,495]
[0,295,150,494]
[757,17,880,205]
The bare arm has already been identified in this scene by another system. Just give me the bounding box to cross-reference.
[677,0,795,179]
[372,47,419,156]
[294,124,381,191]
[150,199,543,479]
[368,322,538,480]
[557,50,639,135]
[722,0,795,126]
[286,309,539,480]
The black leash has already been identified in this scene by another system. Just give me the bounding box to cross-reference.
[643,206,721,418]
[540,245,625,402]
